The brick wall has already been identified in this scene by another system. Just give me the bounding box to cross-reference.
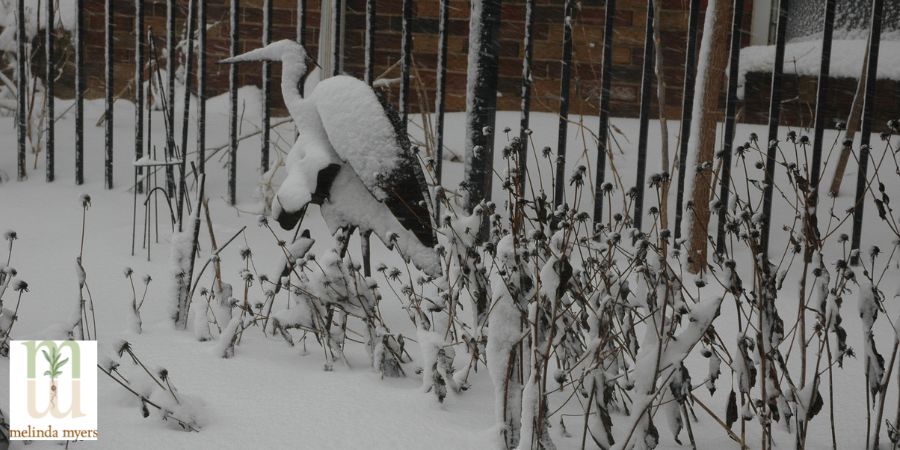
[62,0,734,120]
[45,0,899,129]
[45,0,900,126]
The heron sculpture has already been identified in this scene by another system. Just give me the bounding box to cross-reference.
[221,40,438,276]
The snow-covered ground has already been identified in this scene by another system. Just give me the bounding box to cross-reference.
[2,87,900,449]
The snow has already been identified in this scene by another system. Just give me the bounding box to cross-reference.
[738,38,900,98]
[1,79,900,449]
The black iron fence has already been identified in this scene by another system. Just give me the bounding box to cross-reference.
[11,0,893,264]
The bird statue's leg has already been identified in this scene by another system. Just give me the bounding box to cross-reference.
[333,226,355,258]
[361,230,373,277]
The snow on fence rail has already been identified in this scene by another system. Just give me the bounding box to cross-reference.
[9,0,892,263]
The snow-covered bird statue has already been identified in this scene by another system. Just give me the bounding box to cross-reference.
[221,40,439,276]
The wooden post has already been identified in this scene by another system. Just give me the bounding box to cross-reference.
[685,0,732,273]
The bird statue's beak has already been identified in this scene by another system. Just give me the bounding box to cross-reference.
[219,45,280,64]
[306,55,321,70]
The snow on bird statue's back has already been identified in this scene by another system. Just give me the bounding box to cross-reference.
[221,40,439,276]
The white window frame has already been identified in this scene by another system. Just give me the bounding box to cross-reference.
[750,0,776,45]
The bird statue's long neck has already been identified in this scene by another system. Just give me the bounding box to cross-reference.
[280,54,308,120]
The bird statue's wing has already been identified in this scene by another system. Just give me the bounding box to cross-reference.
[310,76,436,248]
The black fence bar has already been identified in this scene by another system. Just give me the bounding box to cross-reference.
[433,0,449,224]
[362,0,376,277]
[593,0,616,229]
[553,0,574,209]
[435,0,449,186]
[463,0,502,217]
[332,0,343,77]
[45,0,54,182]
[850,0,884,265]
[517,0,535,194]
[759,0,789,258]
[632,0,655,232]
[715,0,745,253]
[297,0,306,97]
[399,0,412,131]
[135,0,144,194]
[809,0,836,203]
[228,0,239,205]
[16,0,26,181]
[165,0,176,195]
[673,0,699,241]
[261,0,272,173]
[104,0,114,189]
[178,0,196,226]
[74,0,84,185]
[364,0,376,86]
[197,0,206,173]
